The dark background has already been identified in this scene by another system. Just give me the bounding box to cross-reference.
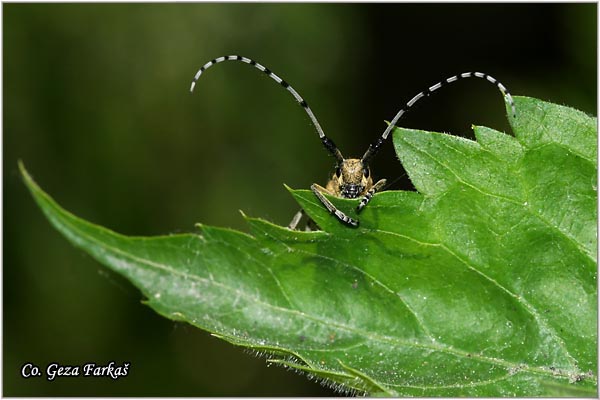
[4,3,596,396]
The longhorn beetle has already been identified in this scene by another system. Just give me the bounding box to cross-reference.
[190,55,516,229]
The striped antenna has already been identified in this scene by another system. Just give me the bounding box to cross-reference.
[362,71,516,163]
[190,55,344,161]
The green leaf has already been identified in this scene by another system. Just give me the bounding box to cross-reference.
[21,96,597,396]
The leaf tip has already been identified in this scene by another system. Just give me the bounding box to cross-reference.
[238,210,257,225]
[18,160,41,198]
[18,159,32,183]
[283,184,307,203]
[282,183,295,193]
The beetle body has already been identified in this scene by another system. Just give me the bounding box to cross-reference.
[190,55,515,229]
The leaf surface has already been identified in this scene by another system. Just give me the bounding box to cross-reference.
[21,96,597,396]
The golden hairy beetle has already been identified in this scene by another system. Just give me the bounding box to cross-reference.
[308,159,387,228]
[190,55,515,228]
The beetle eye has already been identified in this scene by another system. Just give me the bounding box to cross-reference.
[335,167,342,178]
[363,167,370,178]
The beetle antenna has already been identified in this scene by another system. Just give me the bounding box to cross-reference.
[362,72,516,164]
[191,55,343,162]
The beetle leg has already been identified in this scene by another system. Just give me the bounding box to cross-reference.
[357,178,387,213]
[311,183,358,227]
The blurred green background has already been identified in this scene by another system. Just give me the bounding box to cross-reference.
[4,3,596,396]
